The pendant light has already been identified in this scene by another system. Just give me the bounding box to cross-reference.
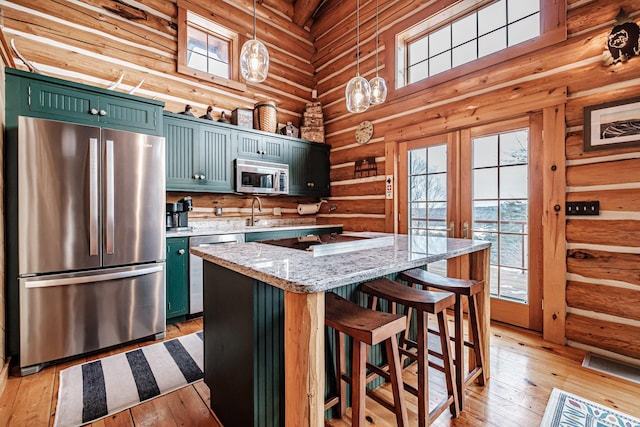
[369,0,387,105]
[345,0,370,113]
[240,0,269,83]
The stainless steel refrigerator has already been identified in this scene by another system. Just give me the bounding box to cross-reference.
[16,116,166,375]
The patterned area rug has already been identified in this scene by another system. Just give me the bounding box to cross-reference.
[541,388,640,427]
[54,331,203,427]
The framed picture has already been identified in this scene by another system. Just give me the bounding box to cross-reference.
[584,96,640,151]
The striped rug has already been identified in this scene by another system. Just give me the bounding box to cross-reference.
[54,331,203,427]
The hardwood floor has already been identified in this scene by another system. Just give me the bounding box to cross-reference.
[0,317,638,426]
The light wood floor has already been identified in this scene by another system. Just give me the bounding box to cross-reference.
[0,317,638,427]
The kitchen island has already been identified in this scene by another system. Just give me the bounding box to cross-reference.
[191,232,491,427]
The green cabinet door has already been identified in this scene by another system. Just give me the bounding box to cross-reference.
[27,80,100,125]
[97,94,159,133]
[165,116,201,191]
[236,130,286,162]
[165,113,235,193]
[166,237,189,320]
[199,125,234,192]
[287,140,330,197]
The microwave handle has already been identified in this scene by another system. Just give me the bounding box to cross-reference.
[275,171,281,191]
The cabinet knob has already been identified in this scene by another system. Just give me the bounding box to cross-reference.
[200,175,206,180]
[307,182,315,188]
[257,150,265,155]
[98,109,107,116]
[193,174,201,180]
[177,249,185,255]
[90,108,98,115]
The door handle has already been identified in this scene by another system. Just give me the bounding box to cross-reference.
[105,139,115,254]
[446,221,454,238]
[89,138,99,256]
[463,221,469,239]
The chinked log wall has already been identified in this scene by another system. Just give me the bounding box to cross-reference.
[0,0,314,125]
[312,0,640,362]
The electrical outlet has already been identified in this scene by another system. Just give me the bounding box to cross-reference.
[566,201,599,215]
[273,207,281,216]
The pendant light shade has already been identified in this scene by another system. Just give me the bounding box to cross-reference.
[345,0,369,113]
[369,0,387,105]
[346,75,371,113]
[369,76,387,105]
[240,0,269,83]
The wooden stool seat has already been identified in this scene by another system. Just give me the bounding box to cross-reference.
[399,268,486,412]
[361,278,459,427]
[324,292,409,427]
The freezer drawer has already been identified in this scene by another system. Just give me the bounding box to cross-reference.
[19,263,165,372]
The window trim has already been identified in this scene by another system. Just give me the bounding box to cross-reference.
[177,5,245,91]
[384,0,566,101]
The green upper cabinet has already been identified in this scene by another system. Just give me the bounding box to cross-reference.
[236,130,286,162]
[6,68,163,135]
[288,140,330,197]
[200,125,233,192]
[164,112,234,193]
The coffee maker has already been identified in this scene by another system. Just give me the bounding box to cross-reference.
[166,196,192,231]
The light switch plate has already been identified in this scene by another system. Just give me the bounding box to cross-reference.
[385,175,393,199]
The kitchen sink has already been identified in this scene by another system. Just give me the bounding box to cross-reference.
[260,233,394,256]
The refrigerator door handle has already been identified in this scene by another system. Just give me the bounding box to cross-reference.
[23,265,163,289]
[105,139,115,255]
[89,137,99,256]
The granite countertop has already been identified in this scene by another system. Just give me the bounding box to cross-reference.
[190,233,491,293]
[166,220,342,238]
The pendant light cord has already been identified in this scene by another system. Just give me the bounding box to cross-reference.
[375,0,379,77]
[356,0,360,76]
[253,0,257,40]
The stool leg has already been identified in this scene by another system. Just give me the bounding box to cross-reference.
[351,340,367,427]
[453,294,465,411]
[417,310,428,427]
[385,337,409,427]
[468,294,486,386]
[438,311,460,418]
[335,329,347,417]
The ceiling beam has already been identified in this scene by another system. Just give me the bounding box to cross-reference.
[292,0,324,26]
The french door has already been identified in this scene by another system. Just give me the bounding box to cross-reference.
[399,116,542,330]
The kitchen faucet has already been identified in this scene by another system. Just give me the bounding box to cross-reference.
[250,196,262,226]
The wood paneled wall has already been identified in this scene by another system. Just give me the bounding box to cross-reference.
[312,0,640,362]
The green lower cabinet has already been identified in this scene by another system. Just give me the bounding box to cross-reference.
[244,226,343,242]
[166,237,189,321]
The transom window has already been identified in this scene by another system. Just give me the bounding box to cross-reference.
[398,0,541,87]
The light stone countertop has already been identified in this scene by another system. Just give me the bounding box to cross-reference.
[166,220,342,238]
[190,233,491,293]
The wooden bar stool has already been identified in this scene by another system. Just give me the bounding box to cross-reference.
[360,278,459,427]
[324,292,409,427]
[399,268,486,412]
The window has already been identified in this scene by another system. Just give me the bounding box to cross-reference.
[177,6,242,89]
[186,12,231,79]
[471,128,529,302]
[395,0,560,90]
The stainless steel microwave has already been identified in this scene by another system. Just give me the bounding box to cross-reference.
[235,158,289,195]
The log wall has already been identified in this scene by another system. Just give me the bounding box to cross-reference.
[312,0,640,362]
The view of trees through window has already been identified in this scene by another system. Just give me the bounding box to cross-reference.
[408,144,448,274]
[472,129,529,302]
